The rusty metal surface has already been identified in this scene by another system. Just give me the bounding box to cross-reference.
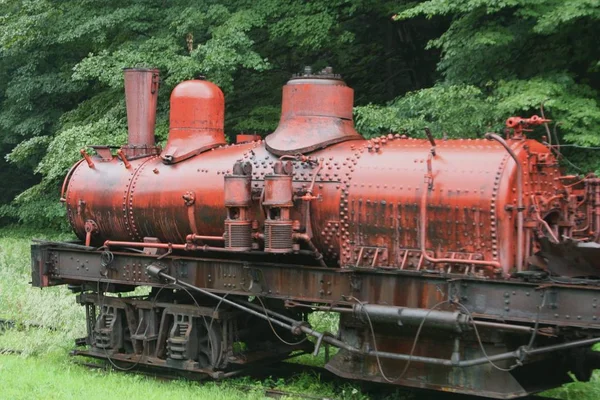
[161,78,226,164]
[63,66,600,277]
[33,242,600,397]
[264,66,362,156]
[33,244,600,330]
[122,68,160,158]
[65,117,575,279]
[66,133,566,277]
[236,134,261,144]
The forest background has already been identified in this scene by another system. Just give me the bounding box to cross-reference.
[1,0,599,230]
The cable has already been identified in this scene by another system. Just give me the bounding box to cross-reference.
[350,292,548,381]
[394,299,450,380]
[526,291,547,350]
[553,122,562,152]
[550,144,600,150]
[349,296,449,383]
[452,301,519,372]
[255,295,308,346]
[453,292,547,373]
[171,283,235,369]
[543,142,586,172]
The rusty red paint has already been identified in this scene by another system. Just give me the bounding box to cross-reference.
[40,66,600,399]
[64,68,600,278]
[161,78,226,164]
[264,67,362,156]
[122,68,160,158]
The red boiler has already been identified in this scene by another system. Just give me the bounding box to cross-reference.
[65,67,589,277]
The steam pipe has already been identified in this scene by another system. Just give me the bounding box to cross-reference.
[116,149,132,169]
[186,234,225,242]
[80,149,95,169]
[485,132,524,272]
[103,239,321,259]
[294,233,327,268]
[104,240,226,253]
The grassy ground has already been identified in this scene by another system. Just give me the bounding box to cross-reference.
[0,226,597,399]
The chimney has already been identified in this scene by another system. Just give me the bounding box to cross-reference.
[123,68,160,158]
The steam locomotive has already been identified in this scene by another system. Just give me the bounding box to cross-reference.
[32,66,600,398]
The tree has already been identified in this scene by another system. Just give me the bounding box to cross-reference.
[356,0,600,166]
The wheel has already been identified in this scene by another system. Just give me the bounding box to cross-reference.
[196,318,222,369]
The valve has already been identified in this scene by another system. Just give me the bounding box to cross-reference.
[506,115,551,138]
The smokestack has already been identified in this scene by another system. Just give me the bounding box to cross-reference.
[123,68,159,157]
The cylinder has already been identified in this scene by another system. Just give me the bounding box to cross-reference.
[264,219,294,254]
[354,304,469,333]
[224,161,253,251]
[263,175,293,207]
[224,176,252,207]
[224,219,252,251]
[123,68,159,148]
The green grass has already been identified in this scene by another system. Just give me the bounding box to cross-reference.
[0,352,267,400]
[0,227,85,355]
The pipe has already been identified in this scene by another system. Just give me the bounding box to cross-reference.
[104,240,226,253]
[103,239,320,259]
[354,303,468,332]
[593,180,600,242]
[186,234,225,242]
[80,149,95,169]
[530,197,560,243]
[485,132,524,272]
[290,302,537,335]
[294,233,327,268]
[424,127,436,156]
[306,159,323,196]
[105,240,186,251]
[148,269,600,369]
[116,149,132,169]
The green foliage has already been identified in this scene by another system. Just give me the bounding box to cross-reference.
[355,84,492,138]
[371,0,600,172]
[232,106,280,134]
[356,74,600,153]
